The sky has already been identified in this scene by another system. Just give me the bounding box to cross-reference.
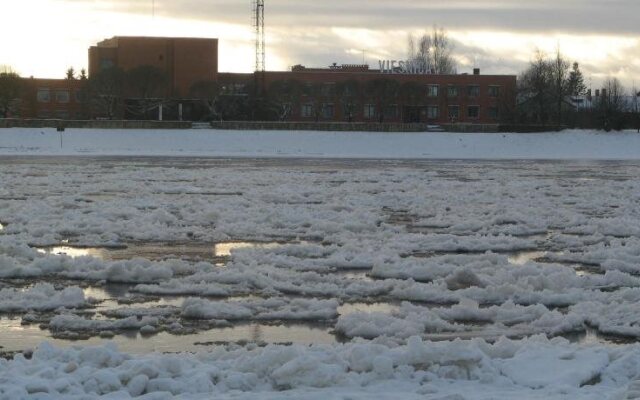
[1,0,639,88]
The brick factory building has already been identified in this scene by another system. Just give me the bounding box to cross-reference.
[88,36,219,97]
[16,36,516,124]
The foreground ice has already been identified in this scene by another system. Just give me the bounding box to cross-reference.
[0,336,634,399]
[2,155,640,397]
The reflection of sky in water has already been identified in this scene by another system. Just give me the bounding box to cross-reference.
[337,302,398,316]
[0,318,336,354]
[37,246,104,258]
[214,242,281,257]
[508,251,548,266]
[33,241,289,262]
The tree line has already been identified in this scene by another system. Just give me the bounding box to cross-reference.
[516,49,639,131]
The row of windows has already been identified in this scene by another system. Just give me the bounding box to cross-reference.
[37,89,85,104]
[298,83,501,98]
[427,85,500,98]
[298,103,499,120]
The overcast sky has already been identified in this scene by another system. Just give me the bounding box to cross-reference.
[2,0,639,87]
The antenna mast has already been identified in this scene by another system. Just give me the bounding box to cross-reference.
[253,0,265,72]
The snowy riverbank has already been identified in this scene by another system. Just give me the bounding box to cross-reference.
[1,128,640,159]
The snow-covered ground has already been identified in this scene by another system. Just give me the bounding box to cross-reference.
[1,127,640,159]
[2,131,640,398]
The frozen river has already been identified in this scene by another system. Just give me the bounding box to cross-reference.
[1,155,640,398]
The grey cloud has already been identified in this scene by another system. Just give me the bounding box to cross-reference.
[60,0,640,35]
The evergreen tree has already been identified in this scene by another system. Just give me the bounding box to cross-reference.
[567,62,587,96]
[66,67,76,80]
[0,69,23,118]
[79,69,88,80]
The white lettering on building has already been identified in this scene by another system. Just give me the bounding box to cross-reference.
[379,60,431,75]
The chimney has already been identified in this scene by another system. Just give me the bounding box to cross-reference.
[473,68,480,75]
[595,89,600,97]
[587,89,592,100]
[601,88,607,97]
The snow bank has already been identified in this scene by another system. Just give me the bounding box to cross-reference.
[2,128,640,160]
[0,337,633,399]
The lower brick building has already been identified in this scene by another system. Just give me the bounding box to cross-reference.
[219,65,516,124]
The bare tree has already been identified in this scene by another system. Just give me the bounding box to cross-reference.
[365,79,400,123]
[86,67,126,119]
[550,48,570,124]
[408,26,457,74]
[595,77,626,131]
[125,65,167,119]
[400,82,424,123]
[268,79,301,121]
[336,80,361,122]
[519,50,553,124]
[0,67,23,118]
[189,80,221,121]
[632,82,639,133]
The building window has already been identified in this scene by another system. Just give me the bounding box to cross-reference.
[55,90,70,103]
[467,85,480,97]
[488,86,500,97]
[448,105,460,120]
[467,105,480,119]
[100,58,114,70]
[489,107,499,120]
[364,104,376,119]
[427,106,439,119]
[322,103,335,119]
[321,83,336,97]
[302,82,313,96]
[75,90,85,103]
[448,86,458,97]
[301,103,314,118]
[427,85,439,97]
[37,88,51,103]
[384,104,398,119]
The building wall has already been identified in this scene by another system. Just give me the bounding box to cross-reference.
[89,36,218,96]
[219,69,517,124]
[19,78,87,119]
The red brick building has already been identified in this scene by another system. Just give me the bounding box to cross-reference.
[16,36,516,124]
[19,78,87,120]
[88,36,219,97]
[219,65,516,124]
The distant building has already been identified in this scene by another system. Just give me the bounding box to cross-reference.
[16,36,517,124]
[88,36,219,97]
[219,65,516,124]
[19,78,87,120]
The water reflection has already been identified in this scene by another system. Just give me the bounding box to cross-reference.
[214,242,282,257]
[34,241,292,262]
[0,318,337,355]
[508,251,548,265]
[37,246,104,258]
[337,302,398,316]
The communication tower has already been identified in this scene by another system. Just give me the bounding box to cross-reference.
[253,0,265,73]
